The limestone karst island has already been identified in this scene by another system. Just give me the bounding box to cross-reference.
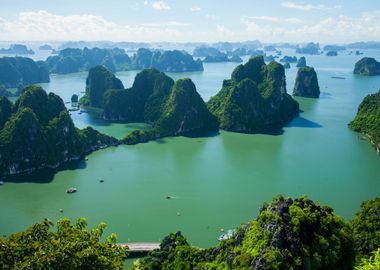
[0,1,379,269]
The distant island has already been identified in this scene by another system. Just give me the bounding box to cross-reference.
[0,85,118,176]
[39,44,54,50]
[323,45,346,51]
[0,44,34,55]
[0,57,50,89]
[46,47,203,74]
[207,56,299,133]
[293,66,320,98]
[326,51,338,56]
[353,57,380,76]
[132,48,203,72]
[349,90,380,153]
[280,56,297,63]
[296,42,320,55]
[296,56,307,68]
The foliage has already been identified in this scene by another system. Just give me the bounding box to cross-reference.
[132,49,203,72]
[355,249,380,270]
[349,91,380,152]
[0,218,128,269]
[354,58,380,76]
[137,196,358,270]
[103,69,174,122]
[46,47,131,74]
[351,197,380,261]
[293,66,320,98]
[122,77,218,144]
[0,57,50,89]
[85,65,124,107]
[0,85,118,175]
[207,56,299,133]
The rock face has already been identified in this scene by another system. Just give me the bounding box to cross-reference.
[193,47,223,57]
[354,57,380,76]
[46,47,131,74]
[85,65,124,107]
[349,91,380,153]
[293,66,320,98]
[138,196,355,270]
[207,56,299,133]
[280,56,297,63]
[0,57,50,89]
[132,48,203,72]
[323,45,346,51]
[123,76,219,145]
[296,42,320,55]
[0,86,118,176]
[296,56,306,68]
[154,79,219,136]
[283,62,291,69]
[0,44,34,55]
[103,69,174,122]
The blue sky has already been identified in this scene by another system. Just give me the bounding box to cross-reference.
[0,0,379,43]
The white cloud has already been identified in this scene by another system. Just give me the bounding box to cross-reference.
[241,10,380,43]
[151,1,170,10]
[190,6,202,12]
[281,2,341,11]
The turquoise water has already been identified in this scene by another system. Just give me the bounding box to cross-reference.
[0,50,379,247]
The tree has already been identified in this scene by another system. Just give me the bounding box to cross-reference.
[0,218,128,269]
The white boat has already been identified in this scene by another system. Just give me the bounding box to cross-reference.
[217,229,235,241]
[66,187,77,193]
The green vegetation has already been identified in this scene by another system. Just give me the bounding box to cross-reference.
[349,91,380,152]
[355,249,380,270]
[135,196,367,270]
[354,58,380,76]
[207,56,299,133]
[0,85,118,175]
[46,47,203,74]
[104,69,174,122]
[0,218,128,269]
[293,66,320,98]
[0,57,49,89]
[1,196,379,269]
[84,65,124,107]
[123,77,218,144]
[132,48,203,72]
[46,47,131,74]
[351,197,380,262]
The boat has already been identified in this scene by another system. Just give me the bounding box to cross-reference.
[66,187,77,194]
[99,179,104,183]
[331,76,346,80]
[0,181,4,185]
[166,195,172,199]
[217,229,235,241]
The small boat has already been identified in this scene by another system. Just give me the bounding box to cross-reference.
[66,187,77,194]
[331,76,346,80]
[59,209,64,213]
[217,229,235,241]
[99,179,104,183]
[0,181,4,185]
[166,195,172,199]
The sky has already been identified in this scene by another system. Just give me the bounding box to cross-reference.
[0,0,379,43]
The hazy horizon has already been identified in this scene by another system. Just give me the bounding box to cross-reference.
[0,0,379,43]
